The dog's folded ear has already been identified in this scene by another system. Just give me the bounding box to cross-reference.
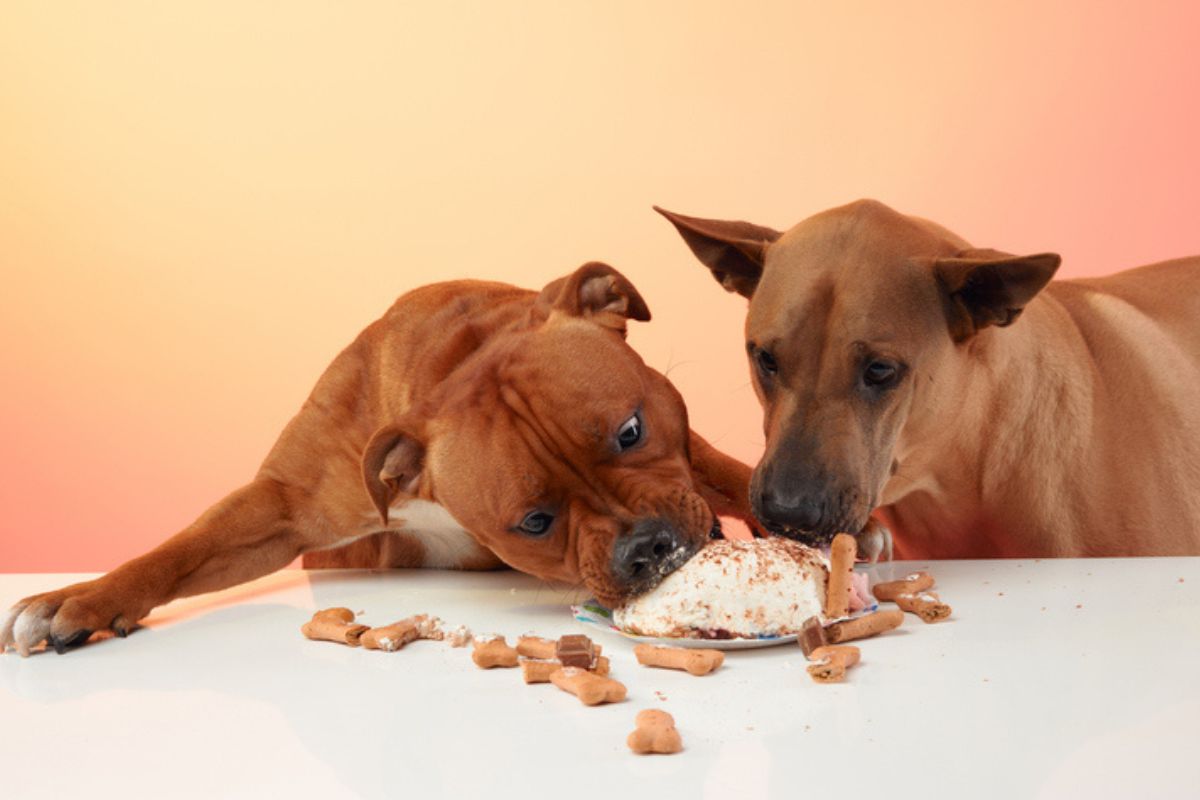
[536,262,651,334]
[361,423,426,525]
[654,206,782,298]
[934,249,1061,342]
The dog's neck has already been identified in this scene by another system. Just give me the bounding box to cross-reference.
[880,293,1096,558]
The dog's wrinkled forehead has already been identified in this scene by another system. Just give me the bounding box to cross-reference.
[499,317,649,425]
[750,202,958,344]
[428,319,656,517]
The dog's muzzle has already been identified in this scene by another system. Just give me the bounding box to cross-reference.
[610,519,698,597]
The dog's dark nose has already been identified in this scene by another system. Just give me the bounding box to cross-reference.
[611,520,688,591]
[758,486,823,532]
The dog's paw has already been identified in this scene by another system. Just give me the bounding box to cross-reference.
[1,580,138,657]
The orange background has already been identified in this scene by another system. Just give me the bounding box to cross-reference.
[2,2,1198,571]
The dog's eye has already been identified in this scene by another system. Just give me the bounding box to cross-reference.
[751,345,778,377]
[616,412,643,451]
[863,360,901,388]
[516,511,555,538]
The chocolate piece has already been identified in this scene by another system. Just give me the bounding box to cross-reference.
[556,634,596,669]
[798,616,828,657]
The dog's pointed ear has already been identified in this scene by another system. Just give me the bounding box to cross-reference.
[361,422,427,525]
[654,206,782,298]
[536,261,651,334]
[934,248,1061,342]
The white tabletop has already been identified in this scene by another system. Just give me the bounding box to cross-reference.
[2,558,1198,800]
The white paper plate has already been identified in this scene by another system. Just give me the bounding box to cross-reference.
[571,600,799,650]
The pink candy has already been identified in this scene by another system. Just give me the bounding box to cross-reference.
[848,570,871,612]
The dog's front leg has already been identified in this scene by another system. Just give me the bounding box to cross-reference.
[1,478,311,656]
[687,430,762,535]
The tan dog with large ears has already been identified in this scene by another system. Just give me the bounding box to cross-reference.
[658,200,1200,558]
[2,262,758,656]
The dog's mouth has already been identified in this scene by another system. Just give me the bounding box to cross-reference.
[766,524,834,548]
[619,537,699,601]
[760,518,868,549]
[707,517,724,540]
[612,518,719,601]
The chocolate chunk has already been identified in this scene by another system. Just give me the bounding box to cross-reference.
[798,616,828,657]
[556,634,596,669]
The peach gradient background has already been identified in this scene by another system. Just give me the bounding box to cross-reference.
[2,2,1198,571]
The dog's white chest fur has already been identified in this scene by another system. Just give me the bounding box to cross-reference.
[370,499,489,568]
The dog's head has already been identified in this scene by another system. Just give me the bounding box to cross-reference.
[658,200,1060,545]
[361,263,745,606]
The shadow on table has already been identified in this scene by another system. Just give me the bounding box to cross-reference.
[0,568,566,799]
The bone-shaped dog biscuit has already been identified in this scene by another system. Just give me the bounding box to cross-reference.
[895,591,952,623]
[550,666,627,705]
[806,644,861,683]
[520,658,562,684]
[361,613,445,651]
[301,607,369,646]
[472,635,519,669]
[633,643,724,676]
[520,654,611,684]
[872,571,935,602]
[627,709,682,754]
[516,635,557,660]
[825,609,904,644]
[824,533,858,620]
[361,619,420,651]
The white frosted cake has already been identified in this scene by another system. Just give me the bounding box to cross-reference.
[612,538,829,639]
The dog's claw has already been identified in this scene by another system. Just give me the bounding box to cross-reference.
[111,616,139,639]
[49,629,93,654]
[2,579,130,656]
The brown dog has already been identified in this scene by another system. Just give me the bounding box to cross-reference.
[1,262,757,656]
[659,200,1200,558]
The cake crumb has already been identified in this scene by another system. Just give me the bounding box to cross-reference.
[446,625,473,647]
